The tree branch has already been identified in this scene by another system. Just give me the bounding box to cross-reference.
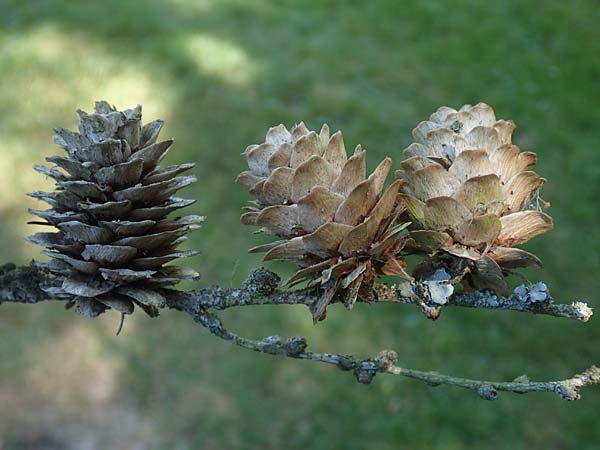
[371,282,594,322]
[0,263,592,322]
[167,290,600,400]
[1,263,597,400]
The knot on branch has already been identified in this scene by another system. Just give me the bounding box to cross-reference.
[477,384,498,401]
[256,335,308,357]
[337,350,398,384]
[285,336,308,356]
[257,335,284,353]
[242,268,280,297]
[555,383,582,401]
[555,366,600,401]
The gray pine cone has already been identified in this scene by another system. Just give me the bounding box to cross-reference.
[27,101,203,318]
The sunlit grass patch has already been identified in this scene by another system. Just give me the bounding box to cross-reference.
[184,33,262,86]
[0,24,170,261]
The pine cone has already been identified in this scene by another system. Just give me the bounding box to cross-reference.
[397,103,553,294]
[237,123,408,320]
[26,101,203,318]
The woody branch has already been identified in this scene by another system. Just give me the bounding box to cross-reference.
[0,263,597,400]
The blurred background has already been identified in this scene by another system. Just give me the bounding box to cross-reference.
[0,0,599,449]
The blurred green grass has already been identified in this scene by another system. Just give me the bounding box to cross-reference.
[0,0,598,448]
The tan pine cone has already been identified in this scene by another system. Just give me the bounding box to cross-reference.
[397,103,553,294]
[27,101,203,318]
[237,123,408,321]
